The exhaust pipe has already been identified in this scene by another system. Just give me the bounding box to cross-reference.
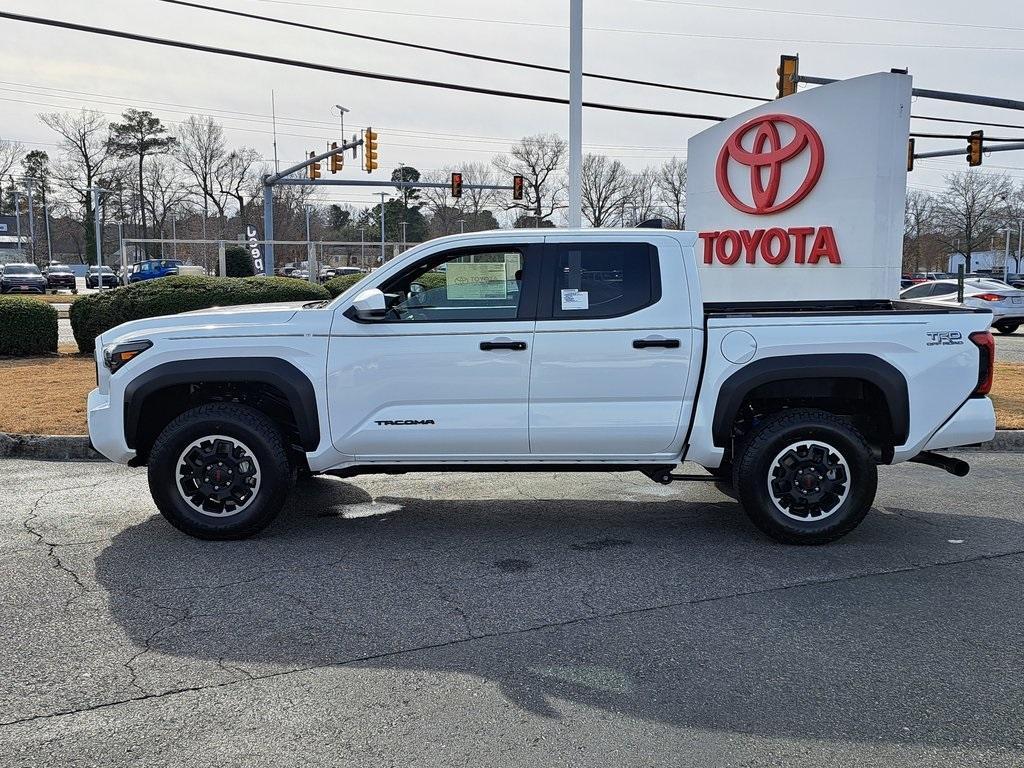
[908,451,970,477]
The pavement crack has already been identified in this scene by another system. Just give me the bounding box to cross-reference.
[4,547,1023,729]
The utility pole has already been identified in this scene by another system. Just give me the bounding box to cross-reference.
[359,226,365,269]
[42,193,53,264]
[1017,219,1023,274]
[24,180,36,266]
[90,187,105,283]
[1004,227,1012,282]
[379,191,387,263]
[400,220,407,251]
[458,218,466,234]
[271,90,280,174]
[171,209,178,260]
[567,0,583,229]
[13,185,22,258]
[305,205,317,284]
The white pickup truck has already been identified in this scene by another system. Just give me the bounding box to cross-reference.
[87,229,997,544]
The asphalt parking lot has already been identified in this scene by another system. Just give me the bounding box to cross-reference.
[2,455,1024,767]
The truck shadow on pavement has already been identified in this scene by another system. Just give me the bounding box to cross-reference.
[94,476,1024,747]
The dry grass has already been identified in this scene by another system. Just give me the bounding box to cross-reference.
[0,355,93,435]
[992,362,1024,430]
[16,293,82,305]
[0,356,1022,437]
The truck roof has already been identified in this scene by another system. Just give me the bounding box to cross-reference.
[419,228,698,249]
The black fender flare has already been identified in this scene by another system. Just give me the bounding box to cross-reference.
[711,354,909,447]
[123,358,321,451]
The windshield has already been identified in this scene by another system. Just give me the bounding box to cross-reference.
[90,267,114,273]
[4,265,40,275]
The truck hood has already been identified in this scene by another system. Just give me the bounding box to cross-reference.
[99,301,316,346]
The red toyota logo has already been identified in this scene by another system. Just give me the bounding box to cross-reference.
[716,113,824,215]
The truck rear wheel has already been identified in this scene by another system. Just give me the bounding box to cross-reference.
[994,322,1019,335]
[147,403,294,540]
[733,409,877,544]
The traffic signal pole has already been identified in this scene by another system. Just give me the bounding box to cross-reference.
[793,73,1024,112]
[262,136,363,274]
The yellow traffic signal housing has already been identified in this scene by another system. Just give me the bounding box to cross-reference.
[776,55,798,99]
[451,172,463,198]
[512,174,524,201]
[968,130,983,167]
[363,128,379,173]
[330,142,342,174]
[907,138,915,172]
[308,151,321,180]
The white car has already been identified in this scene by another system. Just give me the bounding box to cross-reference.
[87,230,996,544]
[901,278,1024,335]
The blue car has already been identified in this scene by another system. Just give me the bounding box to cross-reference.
[127,259,183,284]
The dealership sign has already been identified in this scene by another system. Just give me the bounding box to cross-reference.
[687,72,912,302]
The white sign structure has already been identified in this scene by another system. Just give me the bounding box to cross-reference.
[686,72,912,303]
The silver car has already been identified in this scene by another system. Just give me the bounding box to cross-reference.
[901,278,1024,334]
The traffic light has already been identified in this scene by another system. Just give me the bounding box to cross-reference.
[329,142,342,174]
[308,151,321,180]
[512,174,524,201]
[451,171,463,198]
[968,130,983,167]
[776,54,798,99]
[907,138,915,172]
[363,127,379,173]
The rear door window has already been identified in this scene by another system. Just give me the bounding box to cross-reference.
[545,243,660,319]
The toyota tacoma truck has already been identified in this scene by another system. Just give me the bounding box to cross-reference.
[87,230,997,543]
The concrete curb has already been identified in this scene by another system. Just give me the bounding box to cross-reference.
[1,430,1023,462]
[0,433,101,461]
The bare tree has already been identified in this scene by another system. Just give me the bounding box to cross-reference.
[174,115,228,224]
[39,110,116,262]
[580,154,632,227]
[107,109,176,244]
[461,161,501,216]
[217,147,261,228]
[903,189,938,272]
[656,157,686,229]
[145,156,191,244]
[627,167,660,225]
[0,137,24,214]
[420,168,464,237]
[493,133,566,226]
[934,170,1013,272]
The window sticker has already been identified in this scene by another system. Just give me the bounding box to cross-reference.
[560,288,589,310]
[446,262,508,300]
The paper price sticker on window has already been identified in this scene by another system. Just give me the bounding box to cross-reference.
[560,289,589,310]
[446,262,508,300]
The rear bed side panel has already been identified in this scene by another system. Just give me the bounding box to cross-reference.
[685,310,993,467]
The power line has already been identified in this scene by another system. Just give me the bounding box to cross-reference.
[161,0,768,102]
[243,0,1024,51]
[0,11,727,123]
[0,78,694,152]
[633,0,1024,35]
[912,114,1024,132]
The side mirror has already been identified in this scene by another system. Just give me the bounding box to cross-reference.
[352,288,387,320]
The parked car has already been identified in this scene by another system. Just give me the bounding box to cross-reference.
[901,277,1024,334]
[0,263,47,294]
[43,264,77,293]
[85,266,118,289]
[126,259,184,283]
[88,230,996,544]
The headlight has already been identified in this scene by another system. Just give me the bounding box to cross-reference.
[103,340,153,374]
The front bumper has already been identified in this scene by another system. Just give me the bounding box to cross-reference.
[924,397,997,451]
[1,282,45,294]
[87,387,136,464]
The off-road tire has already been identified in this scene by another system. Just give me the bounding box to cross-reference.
[148,403,294,540]
[733,408,877,545]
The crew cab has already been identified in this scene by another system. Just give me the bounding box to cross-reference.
[87,230,997,543]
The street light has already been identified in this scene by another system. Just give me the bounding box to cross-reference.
[333,104,349,140]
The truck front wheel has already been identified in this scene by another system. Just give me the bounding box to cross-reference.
[733,409,877,545]
[147,404,294,540]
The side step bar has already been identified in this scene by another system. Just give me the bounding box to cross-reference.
[908,451,970,477]
[642,468,720,485]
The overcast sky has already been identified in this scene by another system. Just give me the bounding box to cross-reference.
[1,0,1021,211]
